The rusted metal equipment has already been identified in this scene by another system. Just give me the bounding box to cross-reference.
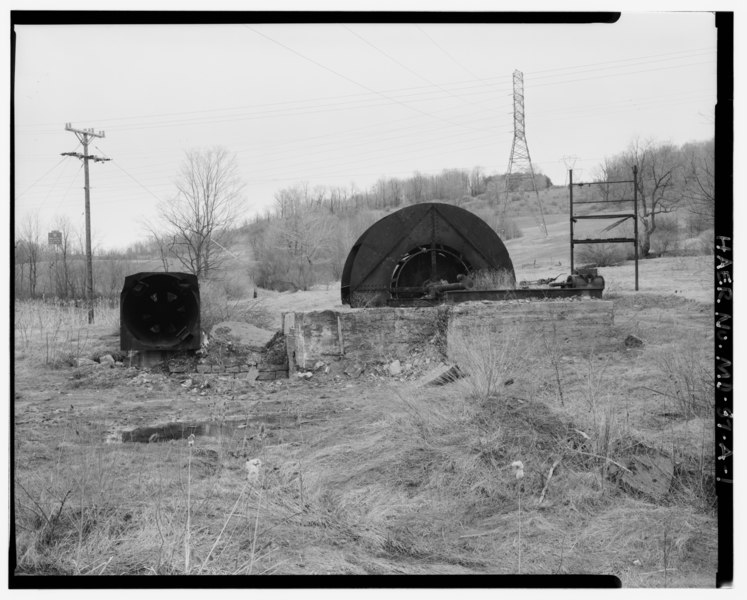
[547,267,605,291]
[396,285,605,306]
[341,203,607,307]
[120,272,201,351]
[341,203,515,307]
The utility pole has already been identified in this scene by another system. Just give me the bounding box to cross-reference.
[61,123,110,324]
[502,70,547,236]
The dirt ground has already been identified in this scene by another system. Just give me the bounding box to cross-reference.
[12,254,717,583]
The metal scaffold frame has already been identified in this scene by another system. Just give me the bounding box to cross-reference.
[569,165,639,291]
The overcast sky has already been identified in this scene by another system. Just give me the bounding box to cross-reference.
[13,12,718,251]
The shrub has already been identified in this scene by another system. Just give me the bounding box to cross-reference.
[249,212,336,291]
[696,229,714,255]
[199,279,273,332]
[500,215,523,240]
[577,243,635,267]
[684,211,713,237]
[447,325,525,402]
[472,208,522,240]
[655,347,714,419]
[650,215,681,256]
[677,229,714,257]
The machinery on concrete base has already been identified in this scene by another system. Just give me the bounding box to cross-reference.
[341,202,515,307]
[340,203,604,307]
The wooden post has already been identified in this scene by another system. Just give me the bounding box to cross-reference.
[62,124,109,323]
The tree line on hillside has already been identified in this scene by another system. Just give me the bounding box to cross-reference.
[593,138,714,257]
[243,167,538,291]
[13,214,160,301]
[14,137,714,301]
[267,168,552,218]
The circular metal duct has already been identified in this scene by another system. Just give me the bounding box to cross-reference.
[120,272,201,351]
[341,203,515,306]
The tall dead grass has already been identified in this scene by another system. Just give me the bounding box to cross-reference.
[13,296,717,580]
[470,268,516,290]
[14,412,281,576]
[574,500,716,585]
[654,346,714,419]
[447,325,526,402]
[14,299,119,367]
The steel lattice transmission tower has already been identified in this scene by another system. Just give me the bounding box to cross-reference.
[502,70,547,236]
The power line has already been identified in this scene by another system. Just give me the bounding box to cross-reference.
[17,85,712,178]
[18,82,512,137]
[16,45,715,134]
[30,132,510,203]
[15,155,70,199]
[21,84,709,175]
[16,51,712,138]
[17,39,716,213]
[526,46,716,78]
[57,129,512,199]
[17,75,513,133]
[83,112,514,184]
[342,24,497,113]
[109,159,168,203]
[528,59,716,89]
[244,24,493,135]
[20,90,711,206]
[51,161,84,215]
[18,84,712,205]
[414,25,483,81]
[64,116,511,189]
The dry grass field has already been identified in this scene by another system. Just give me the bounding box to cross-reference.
[12,250,717,585]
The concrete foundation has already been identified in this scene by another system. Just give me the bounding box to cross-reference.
[283,299,614,371]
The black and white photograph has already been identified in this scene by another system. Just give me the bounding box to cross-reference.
[8,5,733,589]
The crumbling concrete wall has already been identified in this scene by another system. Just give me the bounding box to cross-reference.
[447,300,614,359]
[283,300,614,371]
[283,307,447,370]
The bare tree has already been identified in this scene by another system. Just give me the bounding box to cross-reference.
[143,223,172,272]
[14,241,27,298]
[602,139,684,256]
[275,209,335,289]
[252,207,336,290]
[156,147,245,278]
[681,139,715,232]
[326,186,344,213]
[469,166,486,197]
[374,178,388,208]
[274,183,305,218]
[16,214,42,298]
[311,185,328,209]
[406,172,426,204]
[50,216,76,298]
[95,249,137,300]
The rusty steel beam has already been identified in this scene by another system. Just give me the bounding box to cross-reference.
[386,287,604,306]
